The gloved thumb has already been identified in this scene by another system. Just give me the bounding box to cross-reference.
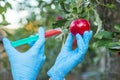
[2,38,17,56]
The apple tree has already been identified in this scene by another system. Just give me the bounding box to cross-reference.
[0,0,120,80]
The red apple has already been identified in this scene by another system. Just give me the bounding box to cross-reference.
[69,19,90,35]
[56,16,63,21]
[118,52,120,56]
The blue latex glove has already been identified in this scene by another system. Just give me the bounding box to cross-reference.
[47,31,93,80]
[2,27,46,80]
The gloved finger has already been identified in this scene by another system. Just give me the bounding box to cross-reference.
[55,33,73,63]
[63,33,73,50]
[76,34,85,53]
[40,56,46,67]
[2,38,18,56]
[36,55,46,74]
[83,30,93,45]
[73,48,78,53]
[74,47,85,63]
[39,45,44,56]
[29,27,45,52]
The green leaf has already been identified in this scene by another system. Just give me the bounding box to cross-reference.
[91,40,111,48]
[2,14,5,20]
[91,39,120,51]
[0,21,10,26]
[94,10,102,37]
[58,0,64,3]
[70,0,76,7]
[108,41,120,51]
[106,3,116,9]
[108,41,120,47]
[114,25,120,32]
[109,46,120,51]
[5,2,12,9]
[52,19,68,28]
[0,2,12,14]
[94,30,112,39]
[0,14,9,26]
[0,6,6,14]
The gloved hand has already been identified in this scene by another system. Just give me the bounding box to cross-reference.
[47,31,93,80]
[2,27,46,80]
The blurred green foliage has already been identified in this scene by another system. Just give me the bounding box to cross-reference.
[0,0,120,80]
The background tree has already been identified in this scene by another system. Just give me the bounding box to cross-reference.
[0,0,120,80]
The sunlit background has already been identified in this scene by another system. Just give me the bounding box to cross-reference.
[0,0,55,29]
[0,0,120,80]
